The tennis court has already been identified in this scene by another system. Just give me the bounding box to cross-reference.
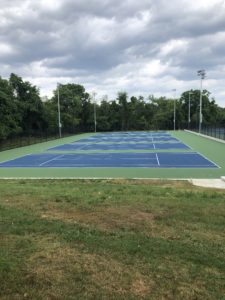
[47,142,190,151]
[0,152,219,168]
[89,131,170,137]
[47,131,190,151]
[0,131,223,178]
[75,136,179,143]
[48,131,181,148]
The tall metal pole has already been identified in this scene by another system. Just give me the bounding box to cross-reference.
[197,70,206,133]
[172,89,176,131]
[57,83,62,138]
[92,92,97,133]
[188,91,193,129]
[199,77,203,133]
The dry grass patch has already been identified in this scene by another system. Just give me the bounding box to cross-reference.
[39,206,182,240]
[40,205,157,232]
[26,236,154,299]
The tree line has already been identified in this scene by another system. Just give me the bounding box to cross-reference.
[0,73,225,140]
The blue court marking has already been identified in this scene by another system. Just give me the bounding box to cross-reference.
[48,142,190,151]
[74,137,179,143]
[0,152,218,168]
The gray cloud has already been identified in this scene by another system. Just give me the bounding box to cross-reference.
[0,0,225,106]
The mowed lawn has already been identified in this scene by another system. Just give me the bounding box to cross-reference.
[0,180,225,300]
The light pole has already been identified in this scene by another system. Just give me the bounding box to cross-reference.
[92,92,97,133]
[57,83,62,138]
[188,91,193,129]
[197,70,206,133]
[172,89,176,131]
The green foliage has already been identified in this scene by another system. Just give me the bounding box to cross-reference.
[51,83,90,132]
[9,73,46,134]
[117,91,129,130]
[179,89,224,128]
[0,74,225,140]
[97,100,111,131]
[0,77,22,140]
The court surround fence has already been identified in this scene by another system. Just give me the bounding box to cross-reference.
[0,128,172,152]
[0,130,78,152]
[1,125,225,152]
[190,125,225,141]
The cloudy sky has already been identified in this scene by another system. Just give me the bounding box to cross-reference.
[0,0,225,106]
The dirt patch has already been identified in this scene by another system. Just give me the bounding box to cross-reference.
[131,278,152,297]
[27,236,154,299]
[39,206,181,239]
[40,206,156,232]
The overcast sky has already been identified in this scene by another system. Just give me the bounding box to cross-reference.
[0,0,225,106]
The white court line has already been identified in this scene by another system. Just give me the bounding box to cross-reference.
[155,164,217,168]
[155,153,160,166]
[158,152,219,168]
[151,136,156,149]
[195,151,221,169]
[39,154,65,166]
[169,133,193,150]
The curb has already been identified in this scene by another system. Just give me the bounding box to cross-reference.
[190,178,225,189]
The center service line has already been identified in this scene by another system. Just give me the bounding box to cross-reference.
[39,154,65,167]
[151,136,156,149]
[155,153,160,166]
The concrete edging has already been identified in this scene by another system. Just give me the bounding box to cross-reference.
[189,178,225,189]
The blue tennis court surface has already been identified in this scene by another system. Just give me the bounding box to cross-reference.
[75,137,179,143]
[91,132,170,137]
[48,142,190,151]
[0,152,218,168]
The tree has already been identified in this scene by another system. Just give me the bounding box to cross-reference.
[109,100,120,131]
[51,83,89,133]
[127,96,145,130]
[80,93,93,132]
[144,97,157,130]
[117,92,129,131]
[179,89,219,128]
[9,73,45,134]
[97,100,112,131]
[1,72,225,142]
[149,96,174,130]
[0,77,21,139]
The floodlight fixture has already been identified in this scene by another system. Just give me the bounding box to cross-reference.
[197,69,206,79]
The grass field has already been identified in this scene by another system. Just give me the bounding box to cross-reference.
[1,179,225,299]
